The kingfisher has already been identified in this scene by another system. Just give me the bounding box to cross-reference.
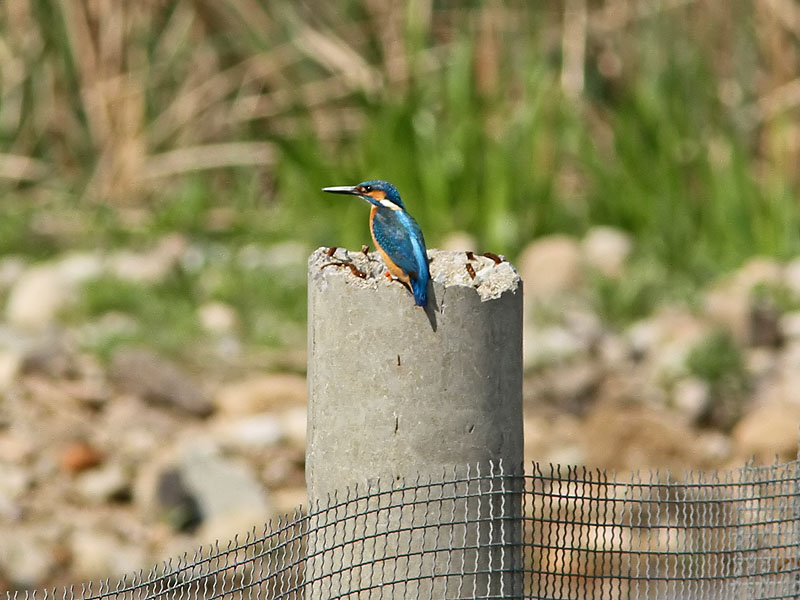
[322,180,429,307]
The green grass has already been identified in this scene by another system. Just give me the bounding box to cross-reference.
[76,275,200,358]
[589,258,700,328]
[64,239,307,361]
[687,330,746,386]
[687,329,749,429]
[2,1,799,357]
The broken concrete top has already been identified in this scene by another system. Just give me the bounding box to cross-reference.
[309,247,520,301]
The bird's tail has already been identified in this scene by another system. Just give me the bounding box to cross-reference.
[411,276,428,307]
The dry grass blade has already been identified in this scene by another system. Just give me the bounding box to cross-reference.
[56,0,103,143]
[561,0,587,99]
[0,154,48,181]
[267,109,365,141]
[153,1,196,66]
[230,75,354,122]
[762,0,800,36]
[363,0,408,90]
[591,0,697,34]
[754,78,800,121]
[294,25,379,95]
[147,62,248,148]
[216,0,273,37]
[141,142,275,179]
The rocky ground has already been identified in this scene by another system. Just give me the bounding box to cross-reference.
[1,229,800,591]
[517,229,800,472]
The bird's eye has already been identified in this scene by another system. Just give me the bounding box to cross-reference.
[362,185,372,193]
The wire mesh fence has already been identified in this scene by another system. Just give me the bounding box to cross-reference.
[7,457,800,600]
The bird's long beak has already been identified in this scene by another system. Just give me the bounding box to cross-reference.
[322,185,360,196]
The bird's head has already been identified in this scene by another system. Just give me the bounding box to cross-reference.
[322,179,405,211]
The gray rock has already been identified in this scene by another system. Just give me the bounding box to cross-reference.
[733,256,782,291]
[280,406,308,450]
[0,256,26,290]
[629,309,708,379]
[179,444,270,519]
[544,362,602,415]
[780,340,800,369]
[271,486,309,516]
[155,467,201,531]
[0,349,21,391]
[581,226,632,278]
[744,347,776,381]
[671,377,710,422]
[179,242,209,273]
[524,325,585,368]
[564,309,604,346]
[523,413,586,467]
[598,334,630,366]
[583,400,702,472]
[780,310,800,339]
[705,258,782,344]
[783,257,800,299]
[55,251,104,284]
[749,298,781,347]
[215,413,284,450]
[518,235,583,300]
[704,285,750,344]
[197,301,239,334]
[0,464,29,521]
[21,335,77,378]
[209,334,243,360]
[178,444,271,544]
[753,343,800,409]
[0,463,30,498]
[110,348,212,416]
[69,529,148,581]
[0,431,35,464]
[695,431,732,464]
[73,463,131,504]
[5,264,75,328]
[732,401,800,462]
[107,234,187,283]
[626,319,658,358]
[0,530,55,588]
[214,374,306,416]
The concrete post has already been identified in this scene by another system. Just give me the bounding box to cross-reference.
[305,247,523,598]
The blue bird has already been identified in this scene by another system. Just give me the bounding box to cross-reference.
[322,180,430,307]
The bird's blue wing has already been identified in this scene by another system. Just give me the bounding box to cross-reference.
[372,209,428,279]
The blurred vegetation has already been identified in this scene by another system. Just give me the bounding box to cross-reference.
[687,328,749,429]
[1,0,800,356]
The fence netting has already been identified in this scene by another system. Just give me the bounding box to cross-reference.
[8,458,800,599]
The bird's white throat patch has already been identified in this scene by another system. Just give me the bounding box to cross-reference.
[379,198,402,211]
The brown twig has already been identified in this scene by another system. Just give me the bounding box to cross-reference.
[321,261,367,279]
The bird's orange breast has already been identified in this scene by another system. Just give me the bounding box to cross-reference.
[370,206,410,284]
